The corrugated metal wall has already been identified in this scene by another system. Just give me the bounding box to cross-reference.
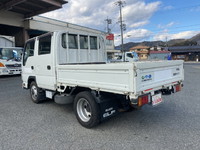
[0,37,14,47]
[149,53,169,60]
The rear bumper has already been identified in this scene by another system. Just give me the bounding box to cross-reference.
[129,82,183,107]
[141,80,183,95]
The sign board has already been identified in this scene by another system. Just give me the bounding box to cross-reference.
[106,34,114,40]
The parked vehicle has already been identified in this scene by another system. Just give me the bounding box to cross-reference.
[108,52,138,62]
[22,31,184,128]
[0,47,23,75]
[125,51,139,62]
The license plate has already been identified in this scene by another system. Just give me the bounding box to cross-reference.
[152,93,163,106]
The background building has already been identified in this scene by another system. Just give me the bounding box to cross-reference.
[0,36,15,47]
[129,45,150,60]
[0,0,67,47]
[167,46,200,61]
[149,51,171,60]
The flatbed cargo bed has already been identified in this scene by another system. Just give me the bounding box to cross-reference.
[57,60,184,98]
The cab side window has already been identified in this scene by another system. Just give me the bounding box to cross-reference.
[80,35,88,49]
[62,33,67,48]
[90,36,97,50]
[23,39,35,66]
[68,34,78,49]
[38,35,51,55]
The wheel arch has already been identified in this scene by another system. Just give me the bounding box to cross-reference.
[71,87,91,96]
[27,76,36,89]
[70,87,100,103]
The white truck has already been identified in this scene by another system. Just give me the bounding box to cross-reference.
[22,31,184,128]
[125,51,139,62]
[0,47,23,75]
[109,52,138,62]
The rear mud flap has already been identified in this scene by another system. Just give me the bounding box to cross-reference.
[99,99,120,121]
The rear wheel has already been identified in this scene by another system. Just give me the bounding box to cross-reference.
[74,91,100,128]
[30,81,45,103]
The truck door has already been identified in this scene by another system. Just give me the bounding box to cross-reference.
[22,39,36,84]
[34,33,56,90]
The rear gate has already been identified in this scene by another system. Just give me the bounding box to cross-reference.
[134,60,184,106]
[135,61,183,92]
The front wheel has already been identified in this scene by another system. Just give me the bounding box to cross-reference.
[74,91,100,128]
[30,81,45,103]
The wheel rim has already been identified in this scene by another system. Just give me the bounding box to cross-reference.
[31,85,38,100]
[77,98,92,122]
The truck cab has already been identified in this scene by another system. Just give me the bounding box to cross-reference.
[125,51,139,62]
[22,31,106,90]
[0,47,23,75]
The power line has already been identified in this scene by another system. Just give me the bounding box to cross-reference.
[114,27,200,39]
[158,4,200,14]
[119,29,200,40]
[112,2,200,42]
[110,22,118,30]
[145,24,200,33]
[168,4,200,11]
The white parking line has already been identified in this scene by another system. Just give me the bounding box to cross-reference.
[193,66,200,69]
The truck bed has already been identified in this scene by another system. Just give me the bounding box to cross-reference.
[57,60,184,97]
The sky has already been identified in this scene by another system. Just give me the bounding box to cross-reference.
[42,0,200,45]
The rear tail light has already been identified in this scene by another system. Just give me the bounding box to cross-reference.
[175,84,182,92]
[0,62,5,67]
[138,95,149,107]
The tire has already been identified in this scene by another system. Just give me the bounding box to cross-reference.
[74,91,100,128]
[30,81,45,103]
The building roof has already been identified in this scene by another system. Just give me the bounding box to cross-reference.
[167,46,200,53]
[0,0,68,18]
[130,45,150,50]
[150,51,170,54]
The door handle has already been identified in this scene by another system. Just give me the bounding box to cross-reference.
[47,65,51,70]
[31,66,34,70]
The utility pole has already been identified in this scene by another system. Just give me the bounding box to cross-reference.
[165,36,168,50]
[115,0,126,61]
[105,17,112,33]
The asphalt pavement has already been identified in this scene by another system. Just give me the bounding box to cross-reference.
[0,63,200,150]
